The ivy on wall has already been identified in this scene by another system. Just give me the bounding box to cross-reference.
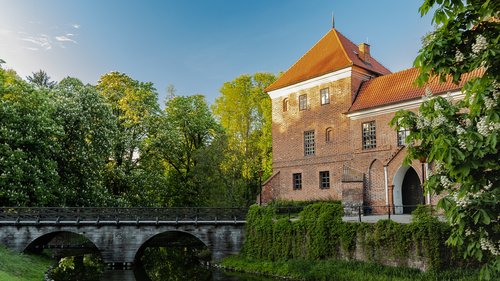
[242,203,481,271]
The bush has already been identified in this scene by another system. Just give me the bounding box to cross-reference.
[267,199,341,208]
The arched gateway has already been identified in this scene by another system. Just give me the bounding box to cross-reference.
[392,166,424,214]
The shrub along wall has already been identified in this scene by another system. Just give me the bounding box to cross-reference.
[242,203,477,271]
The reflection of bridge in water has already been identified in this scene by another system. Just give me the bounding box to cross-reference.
[0,207,247,268]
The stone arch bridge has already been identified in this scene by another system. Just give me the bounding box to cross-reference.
[0,207,247,267]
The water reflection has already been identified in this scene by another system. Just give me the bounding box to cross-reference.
[48,255,104,280]
[99,268,277,281]
[139,247,211,281]
[43,249,276,281]
[45,244,275,281]
[100,269,137,281]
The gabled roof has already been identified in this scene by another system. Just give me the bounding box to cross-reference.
[348,68,484,113]
[265,28,391,92]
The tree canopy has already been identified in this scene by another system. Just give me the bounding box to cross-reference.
[391,1,499,279]
[147,95,224,206]
[0,62,274,208]
[0,68,62,206]
[26,69,57,89]
[212,73,276,204]
[96,72,160,198]
[51,77,116,206]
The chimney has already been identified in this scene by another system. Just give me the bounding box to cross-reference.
[358,43,370,62]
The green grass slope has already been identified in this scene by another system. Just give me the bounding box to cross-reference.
[0,246,52,281]
[222,255,481,281]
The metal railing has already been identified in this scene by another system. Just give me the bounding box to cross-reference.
[0,207,249,226]
[342,204,439,223]
[0,205,440,226]
[270,204,439,223]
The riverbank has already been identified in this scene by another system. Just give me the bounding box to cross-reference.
[0,246,52,281]
[221,255,480,281]
[227,203,488,281]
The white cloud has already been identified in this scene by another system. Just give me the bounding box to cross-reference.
[0,29,12,36]
[5,22,80,52]
[20,34,52,50]
[55,35,77,44]
[23,46,39,51]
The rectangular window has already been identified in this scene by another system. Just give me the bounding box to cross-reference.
[397,128,410,147]
[299,94,307,111]
[320,88,330,105]
[304,130,315,156]
[319,171,330,189]
[293,173,302,190]
[362,121,376,149]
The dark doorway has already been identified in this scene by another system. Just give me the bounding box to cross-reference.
[402,167,423,214]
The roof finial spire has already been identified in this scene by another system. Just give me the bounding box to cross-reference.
[331,12,335,29]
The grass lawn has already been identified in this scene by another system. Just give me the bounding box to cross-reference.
[0,246,52,281]
[222,255,481,281]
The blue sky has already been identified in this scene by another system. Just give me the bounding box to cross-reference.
[0,0,433,103]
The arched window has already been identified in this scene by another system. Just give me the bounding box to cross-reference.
[283,98,289,112]
[320,88,330,105]
[325,127,333,142]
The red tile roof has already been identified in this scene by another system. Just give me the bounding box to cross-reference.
[348,68,484,113]
[335,31,391,77]
[265,29,391,92]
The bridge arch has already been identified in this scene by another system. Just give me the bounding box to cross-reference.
[24,230,102,258]
[133,230,210,264]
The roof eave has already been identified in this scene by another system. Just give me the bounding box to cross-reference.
[266,63,354,93]
[347,88,464,115]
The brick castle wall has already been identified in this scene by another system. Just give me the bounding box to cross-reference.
[266,69,439,208]
[271,76,353,201]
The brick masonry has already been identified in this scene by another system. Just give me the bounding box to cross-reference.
[264,68,438,211]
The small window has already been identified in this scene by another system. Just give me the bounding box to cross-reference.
[320,88,330,105]
[293,173,302,190]
[362,121,376,149]
[283,98,289,112]
[397,126,410,147]
[304,130,315,156]
[319,171,330,189]
[299,94,307,111]
[325,127,332,143]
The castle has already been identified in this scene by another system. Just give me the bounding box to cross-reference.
[262,27,481,213]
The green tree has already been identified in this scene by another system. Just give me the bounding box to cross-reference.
[96,72,160,200]
[147,95,224,206]
[51,77,116,206]
[391,1,499,279]
[166,83,176,100]
[26,69,57,89]
[0,68,62,206]
[212,73,276,204]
